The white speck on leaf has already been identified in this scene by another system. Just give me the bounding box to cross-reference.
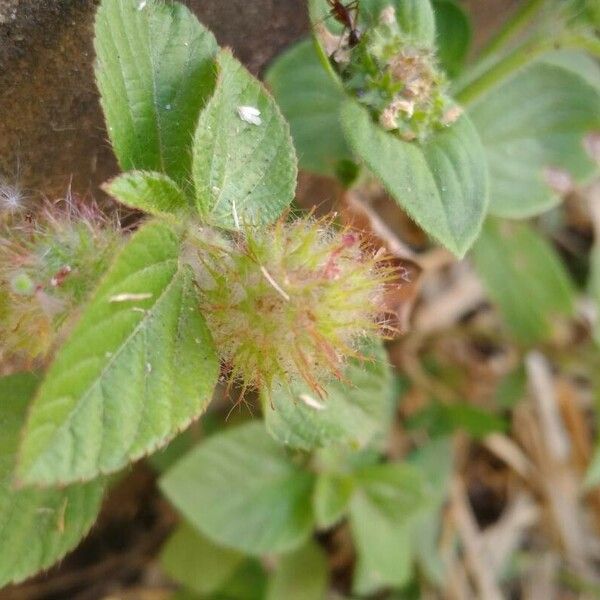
[109,292,153,303]
[137,0,147,10]
[146,363,152,374]
[237,105,262,126]
[299,393,326,411]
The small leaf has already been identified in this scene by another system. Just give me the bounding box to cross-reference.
[407,401,507,439]
[104,170,189,217]
[350,463,427,594]
[266,38,351,176]
[469,62,600,218]
[267,541,328,600]
[357,0,435,45]
[192,49,297,229]
[17,221,219,486]
[313,472,354,529]
[94,0,217,185]
[393,0,436,45]
[433,0,472,77]
[160,422,315,556]
[219,561,269,600]
[161,523,244,596]
[341,99,489,257]
[585,445,600,490]
[263,339,394,451]
[0,373,104,587]
[471,219,575,345]
[590,243,600,346]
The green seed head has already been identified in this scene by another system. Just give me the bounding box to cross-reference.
[335,5,460,142]
[0,199,121,360]
[187,216,394,397]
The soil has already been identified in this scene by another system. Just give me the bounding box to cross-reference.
[0,0,308,201]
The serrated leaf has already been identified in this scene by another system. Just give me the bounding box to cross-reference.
[263,339,394,451]
[0,373,104,587]
[17,221,218,487]
[341,99,489,257]
[95,0,217,185]
[433,0,471,77]
[469,62,600,218]
[161,523,244,596]
[104,170,189,217]
[267,541,328,600]
[471,219,575,345]
[266,38,351,176]
[192,49,297,229]
[160,422,315,556]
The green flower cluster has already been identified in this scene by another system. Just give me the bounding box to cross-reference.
[335,6,461,142]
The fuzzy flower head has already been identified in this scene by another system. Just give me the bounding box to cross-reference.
[332,5,460,142]
[0,198,122,361]
[188,216,395,397]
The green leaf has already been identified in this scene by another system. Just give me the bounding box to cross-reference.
[160,422,315,556]
[341,99,489,257]
[407,401,507,439]
[94,0,217,185]
[219,560,269,600]
[103,170,189,217]
[192,49,297,229]
[350,463,427,594]
[263,339,394,452]
[469,62,600,218]
[393,0,436,46]
[161,523,244,596]
[17,221,218,487]
[267,541,328,600]
[313,472,354,529]
[471,219,575,345]
[542,50,600,92]
[358,0,436,45]
[0,373,104,587]
[585,443,600,489]
[266,38,351,176]
[433,0,472,77]
[591,243,600,346]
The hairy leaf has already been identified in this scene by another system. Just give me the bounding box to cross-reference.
[17,221,218,486]
[0,373,104,587]
[160,422,314,555]
[192,50,297,228]
[95,0,217,185]
[341,99,489,257]
[104,171,189,217]
[263,339,394,451]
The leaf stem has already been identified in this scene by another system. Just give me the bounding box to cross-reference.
[456,30,600,106]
